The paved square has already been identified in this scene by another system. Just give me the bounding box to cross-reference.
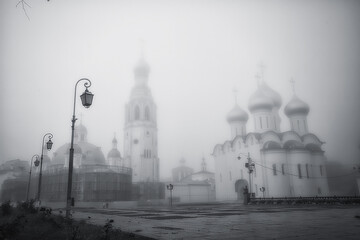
[72,203,360,239]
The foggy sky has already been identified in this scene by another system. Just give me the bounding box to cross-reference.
[1,0,359,179]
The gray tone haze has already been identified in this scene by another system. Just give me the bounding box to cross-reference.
[1,0,359,178]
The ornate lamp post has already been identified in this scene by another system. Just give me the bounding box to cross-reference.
[66,78,94,218]
[237,152,255,199]
[26,154,39,201]
[37,133,54,203]
[166,184,174,207]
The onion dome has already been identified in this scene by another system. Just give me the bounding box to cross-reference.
[284,95,310,116]
[108,149,121,158]
[134,57,150,75]
[51,142,106,166]
[226,105,249,122]
[259,82,282,108]
[76,123,88,135]
[248,88,274,112]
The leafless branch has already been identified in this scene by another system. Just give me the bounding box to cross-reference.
[16,0,31,21]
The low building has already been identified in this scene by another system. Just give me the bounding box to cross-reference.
[166,158,215,203]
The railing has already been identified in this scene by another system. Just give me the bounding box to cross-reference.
[44,164,132,175]
[250,196,360,205]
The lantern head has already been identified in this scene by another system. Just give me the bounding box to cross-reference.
[80,88,94,108]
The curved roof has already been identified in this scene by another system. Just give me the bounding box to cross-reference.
[227,104,249,122]
[134,57,150,75]
[284,95,310,116]
[51,142,106,166]
[107,148,121,158]
[248,88,274,112]
[259,81,282,108]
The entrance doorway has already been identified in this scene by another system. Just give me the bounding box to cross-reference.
[235,179,248,201]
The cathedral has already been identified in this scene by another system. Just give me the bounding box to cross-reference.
[212,76,330,201]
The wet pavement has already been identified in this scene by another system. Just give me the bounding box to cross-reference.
[71,203,360,239]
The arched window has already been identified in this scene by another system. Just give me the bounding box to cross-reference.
[306,164,309,178]
[134,105,140,120]
[145,106,150,120]
[281,164,285,175]
[298,164,302,179]
[319,165,323,176]
[272,164,277,176]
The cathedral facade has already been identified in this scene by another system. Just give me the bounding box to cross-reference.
[213,79,329,201]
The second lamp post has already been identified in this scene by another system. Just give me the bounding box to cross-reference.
[66,78,94,218]
[37,133,53,203]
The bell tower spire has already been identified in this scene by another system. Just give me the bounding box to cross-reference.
[124,50,159,183]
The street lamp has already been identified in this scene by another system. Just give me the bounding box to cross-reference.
[66,78,94,218]
[260,187,266,198]
[166,184,174,207]
[26,154,39,201]
[37,133,54,203]
[237,152,255,199]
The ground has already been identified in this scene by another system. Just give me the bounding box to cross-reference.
[70,203,360,240]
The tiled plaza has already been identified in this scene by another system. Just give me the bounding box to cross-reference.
[72,203,360,239]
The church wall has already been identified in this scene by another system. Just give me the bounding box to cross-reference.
[262,149,290,197]
[287,150,313,197]
[312,152,330,195]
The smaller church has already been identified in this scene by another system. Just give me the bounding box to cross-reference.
[213,74,329,201]
[166,158,215,203]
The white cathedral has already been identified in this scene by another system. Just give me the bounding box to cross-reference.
[212,76,330,201]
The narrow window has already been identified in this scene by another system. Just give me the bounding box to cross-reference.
[229,171,232,181]
[266,116,269,128]
[272,164,277,176]
[318,187,322,195]
[304,120,307,132]
[145,106,150,120]
[291,121,294,130]
[298,164,302,179]
[220,173,222,182]
[306,164,309,178]
[281,164,285,175]
[320,165,323,176]
[255,184,258,196]
[297,120,300,131]
[134,105,140,120]
[260,117,263,129]
[274,117,277,129]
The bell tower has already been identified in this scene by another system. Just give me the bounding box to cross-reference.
[124,55,159,182]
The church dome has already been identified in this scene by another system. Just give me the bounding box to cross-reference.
[108,149,121,158]
[248,88,274,112]
[51,142,106,166]
[134,58,150,75]
[76,124,87,134]
[284,95,310,116]
[259,82,282,108]
[226,105,249,122]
